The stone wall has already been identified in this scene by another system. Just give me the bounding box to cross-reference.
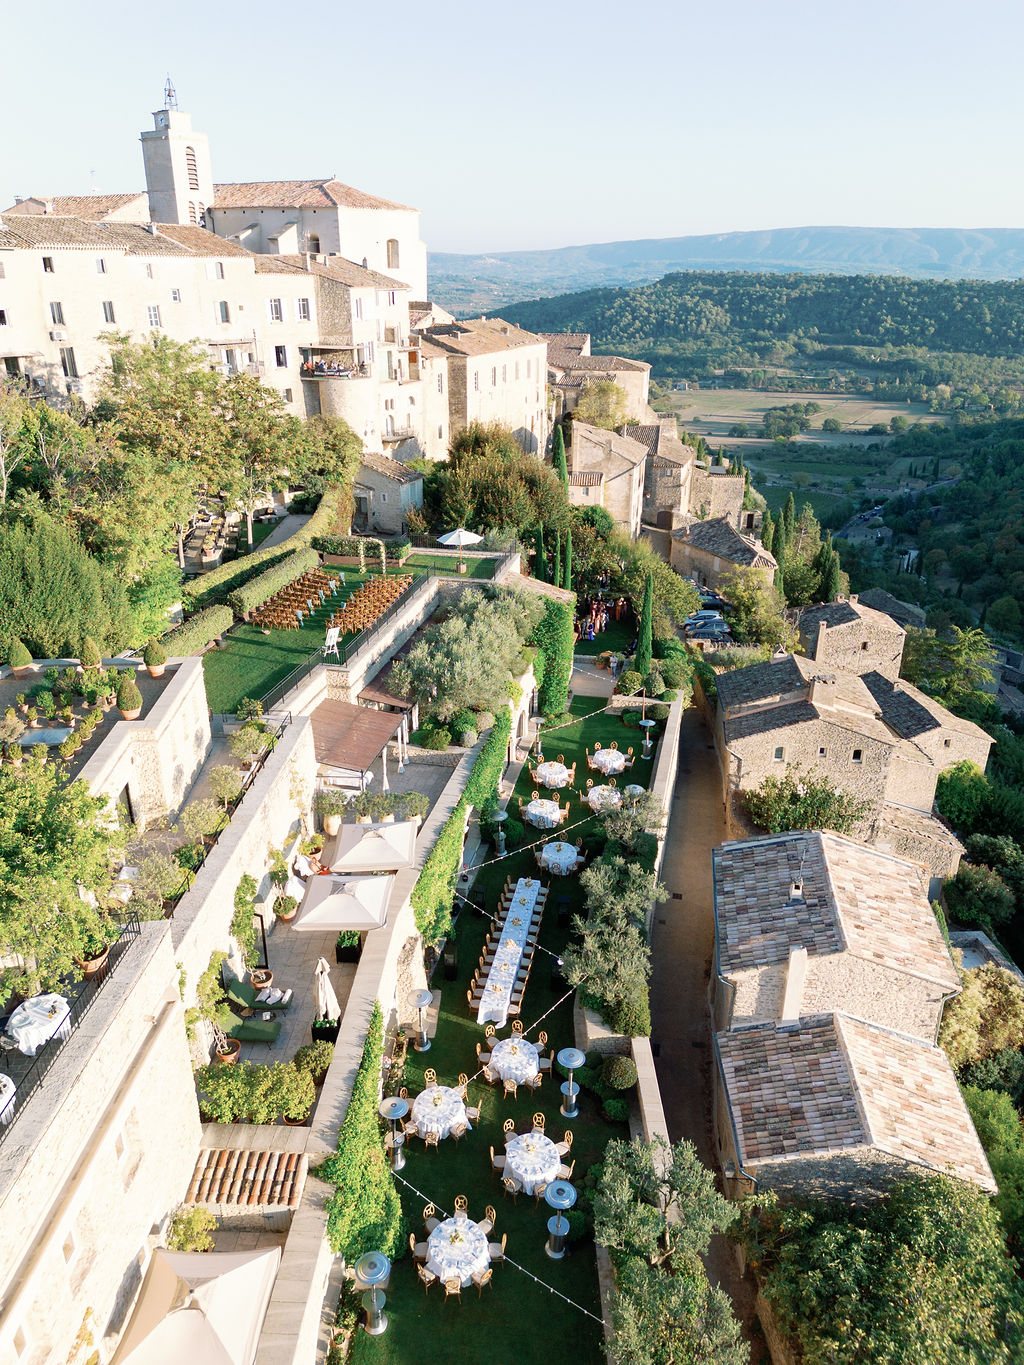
[79,657,211,828]
[728,716,893,818]
[755,1292,801,1365]
[801,613,905,682]
[689,466,745,525]
[0,926,200,1365]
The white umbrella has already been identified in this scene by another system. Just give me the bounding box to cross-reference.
[314,957,341,1020]
[324,822,417,873]
[437,526,483,572]
[292,874,394,932]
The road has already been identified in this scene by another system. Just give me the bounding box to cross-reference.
[648,707,763,1358]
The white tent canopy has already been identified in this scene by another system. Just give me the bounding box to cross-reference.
[112,1247,281,1365]
[292,874,394,932]
[324,821,417,873]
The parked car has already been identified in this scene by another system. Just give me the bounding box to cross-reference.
[698,591,731,611]
[686,620,732,640]
[684,609,724,628]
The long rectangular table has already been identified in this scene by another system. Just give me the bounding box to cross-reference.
[476,879,542,1028]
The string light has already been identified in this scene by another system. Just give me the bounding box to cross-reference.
[390,1170,605,1326]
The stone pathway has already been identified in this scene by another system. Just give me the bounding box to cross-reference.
[259,513,310,549]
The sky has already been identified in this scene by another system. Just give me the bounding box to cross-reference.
[4,0,1023,254]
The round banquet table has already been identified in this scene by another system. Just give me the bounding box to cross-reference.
[7,994,72,1057]
[427,1217,491,1286]
[586,784,622,811]
[540,841,578,875]
[489,1036,540,1083]
[535,761,571,789]
[0,1074,16,1126]
[505,1132,561,1196]
[592,747,627,775]
[412,1084,470,1139]
[524,798,562,829]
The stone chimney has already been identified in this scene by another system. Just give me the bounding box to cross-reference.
[808,674,836,708]
[780,946,808,1024]
[814,618,826,660]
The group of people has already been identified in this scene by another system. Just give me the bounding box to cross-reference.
[574,594,629,643]
[300,359,367,378]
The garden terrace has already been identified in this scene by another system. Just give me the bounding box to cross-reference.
[350,695,660,1365]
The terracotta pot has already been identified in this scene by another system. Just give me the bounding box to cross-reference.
[282,1112,309,1127]
[214,1038,242,1065]
[250,969,274,991]
[276,905,298,923]
[10,665,30,680]
[146,664,165,678]
[75,943,110,981]
[118,705,142,721]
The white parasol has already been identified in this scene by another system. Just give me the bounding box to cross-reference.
[324,821,417,873]
[314,957,341,1020]
[292,874,394,932]
[436,527,483,573]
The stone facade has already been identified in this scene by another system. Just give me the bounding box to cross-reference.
[353,452,423,534]
[671,517,777,592]
[689,463,746,526]
[569,422,646,538]
[542,333,651,422]
[796,596,907,682]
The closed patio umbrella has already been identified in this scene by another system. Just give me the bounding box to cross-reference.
[314,957,341,1020]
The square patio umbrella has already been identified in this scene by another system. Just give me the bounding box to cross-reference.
[323,821,417,874]
[291,873,394,932]
[436,526,483,573]
[314,956,342,1019]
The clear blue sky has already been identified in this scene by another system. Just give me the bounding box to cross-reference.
[5,0,1023,253]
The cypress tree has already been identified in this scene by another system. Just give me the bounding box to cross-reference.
[535,523,547,581]
[775,566,786,598]
[771,516,786,563]
[823,551,841,602]
[761,508,774,552]
[553,532,561,587]
[563,528,573,591]
[635,572,654,678]
[553,424,569,493]
[783,491,796,540]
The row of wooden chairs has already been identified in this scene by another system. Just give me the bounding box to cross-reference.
[328,573,413,635]
[251,568,342,630]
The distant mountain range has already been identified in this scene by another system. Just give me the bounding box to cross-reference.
[428,226,1024,314]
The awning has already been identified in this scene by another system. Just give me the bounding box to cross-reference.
[311,699,403,773]
[111,1247,281,1365]
[323,821,417,873]
[292,874,394,932]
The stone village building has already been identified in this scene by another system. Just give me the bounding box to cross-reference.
[709,830,994,1202]
[670,517,777,592]
[566,421,647,538]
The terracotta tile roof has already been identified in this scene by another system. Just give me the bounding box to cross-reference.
[359,451,421,484]
[274,254,407,291]
[557,354,647,373]
[187,1147,309,1208]
[569,471,603,487]
[420,317,543,356]
[717,1014,995,1190]
[862,672,994,747]
[856,588,927,630]
[213,178,415,212]
[713,830,959,989]
[672,517,777,570]
[3,192,147,219]
[148,223,251,256]
[0,216,246,258]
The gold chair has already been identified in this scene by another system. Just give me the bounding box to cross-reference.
[453,1194,469,1215]
[490,1145,506,1172]
[450,1121,468,1144]
[503,1117,516,1141]
[409,1232,428,1263]
[485,1024,496,1039]
[443,1277,462,1304]
[478,1205,497,1236]
[532,1111,546,1133]
[423,1067,437,1086]
[502,1175,522,1203]
[524,1071,543,1092]
[456,1072,469,1095]
[488,1232,507,1264]
[557,753,564,763]
[610,740,618,750]
[472,1267,493,1297]
[423,1203,440,1232]
[481,1064,498,1086]
[511,1019,524,1035]
[503,1078,518,1100]
[418,1263,438,1294]
[557,1157,575,1180]
[423,1130,440,1151]
[594,741,602,751]
[537,1030,548,1048]
[533,1181,549,1207]
[398,1086,409,1099]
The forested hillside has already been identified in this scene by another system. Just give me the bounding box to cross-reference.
[502,272,1024,393]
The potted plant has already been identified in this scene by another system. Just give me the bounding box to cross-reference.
[335,930,362,964]
[7,639,32,679]
[267,845,290,889]
[371,793,395,824]
[143,636,167,678]
[80,637,102,671]
[350,790,374,825]
[179,797,224,847]
[60,704,75,729]
[208,764,244,809]
[274,894,299,923]
[396,790,429,828]
[130,851,185,918]
[293,1040,335,1086]
[116,671,144,720]
[313,787,349,837]
[311,1015,341,1045]
[0,706,24,763]
[195,951,241,1064]
[25,706,38,729]
[74,926,111,980]
[228,722,267,769]
[166,1205,218,1252]
[15,693,27,715]
[279,1065,316,1125]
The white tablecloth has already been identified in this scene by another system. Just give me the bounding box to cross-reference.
[524,798,562,829]
[536,761,571,789]
[592,748,627,775]
[412,1085,470,1139]
[427,1217,490,1286]
[7,994,72,1057]
[624,784,646,798]
[587,784,622,811]
[540,841,578,875]
[0,1074,16,1126]
[490,1037,540,1083]
[505,1133,561,1196]
[477,879,541,1027]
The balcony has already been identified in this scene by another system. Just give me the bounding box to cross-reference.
[301,361,371,381]
[382,425,416,443]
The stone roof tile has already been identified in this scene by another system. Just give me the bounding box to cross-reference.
[673,517,777,570]
[213,178,414,212]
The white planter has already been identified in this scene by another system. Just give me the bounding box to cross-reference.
[324,814,342,837]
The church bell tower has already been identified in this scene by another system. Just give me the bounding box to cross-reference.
[140,79,213,226]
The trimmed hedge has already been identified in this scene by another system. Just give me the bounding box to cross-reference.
[465,709,512,809]
[412,797,467,942]
[320,1001,404,1259]
[312,534,367,556]
[164,605,234,656]
[226,547,322,617]
[185,484,347,610]
[532,597,575,717]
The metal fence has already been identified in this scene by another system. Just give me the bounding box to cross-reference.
[0,910,142,1143]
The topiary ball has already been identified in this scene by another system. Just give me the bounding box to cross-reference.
[602,1054,639,1090]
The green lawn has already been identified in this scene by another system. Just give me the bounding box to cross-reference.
[202,570,400,714]
[404,553,495,579]
[573,617,634,657]
[352,697,656,1365]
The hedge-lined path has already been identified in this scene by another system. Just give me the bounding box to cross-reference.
[258,512,310,549]
[648,706,763,1356]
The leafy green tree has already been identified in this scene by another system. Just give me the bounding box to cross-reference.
[744,764,871,835]
[535,522,547,581]
[822,551,842,602]
[822,416,842,433]
[943,862,1015,932]
[935,761,990,833]
[219,374,303,548]
[720,566,798,650]
[634,572,653,678]
[552,423,569,492]
[939,964,1024,1068]
[553,530,561,588]
[962,1087,1024,1252]
[901,626,996,708]
[760,507,773,552]
[782,490,796,540]
[987,595,1022,637]
[430,422,570,538]
[572,378,630,430]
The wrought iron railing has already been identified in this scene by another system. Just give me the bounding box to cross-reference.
[0,910,142,1143]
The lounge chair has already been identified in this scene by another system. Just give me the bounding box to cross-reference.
[228,1013,282,1045]
[224,977,293,1013]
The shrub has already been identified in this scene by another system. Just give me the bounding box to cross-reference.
[294,1040,335,1081]
[962,1086,1024,1251]
[195,1060,307,1124]
[209,764,244,808]
[939,964,1024,1068]
[385,536,412,561]
[163,605,234,657]
[464,709,512,809]
[116,672,143,713]
[131,851,184,917]
[179,797,223,844]
[533,598,574,716]
[231,873,259,967]
[228,722,268,766]
[959,1046,1024,1110]
[236,696,264,723]
[175,843,204,873]
[226,546,321,617]
[451,708,478,736]
[603,1055,639,1090]
[460,728,478,747]
[415,726,451,751]
[744,764,871,835]
[7,639,31,669]
[608,991,651,1037]
[943,862,1015,930]
[659,657,693,689]
[475,709,495,732]
[617,669,644,696]
[662,689,678,702]
[935,760,990,834]
[602,1096,630,1123]
[643,671,665,697]
[143,636,166,668]
[621,709,642,728]
[166,1205,217,1252]
[502,815,524,847]
[648,702,670,721]
[80,637,101,668]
